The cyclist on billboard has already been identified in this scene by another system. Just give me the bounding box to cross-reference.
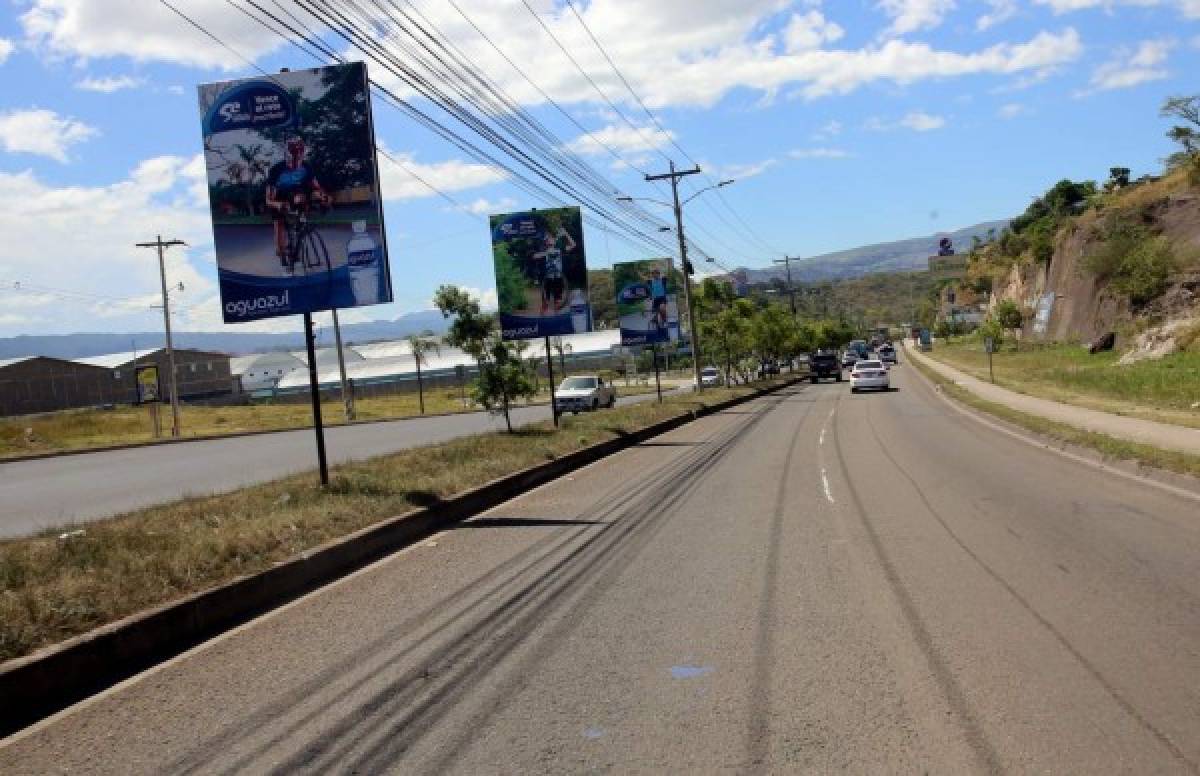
[535,226,577,314]
[648,266,669,332]
[265,136,330,272]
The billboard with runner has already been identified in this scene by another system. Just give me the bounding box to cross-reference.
[490,206,590,339]
[198,62,392,323]
[613,258,680,346]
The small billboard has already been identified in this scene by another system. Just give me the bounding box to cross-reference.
[198,62,392,323]
[134,365,161,404]
[490,206,590,339]
[613,258,680,346]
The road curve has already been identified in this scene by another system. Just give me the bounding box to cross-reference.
[0,388,683,538]
[3,366,1199,773]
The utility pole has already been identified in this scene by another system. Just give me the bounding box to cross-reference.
[136,235,186,437]
[773,255,798,316]
[646,160,704,391]
[329,309,355,421]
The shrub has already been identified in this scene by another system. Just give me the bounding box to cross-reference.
[1083,215,1176,306]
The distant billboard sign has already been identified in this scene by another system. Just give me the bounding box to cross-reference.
[198,62,392,323]
[490,206,590,339]
[1032,292,1055,336]
[927,254,968,281]
[613,258,680,346]
[134,365,161,404]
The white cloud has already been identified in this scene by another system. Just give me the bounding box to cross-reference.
[719,159,778,179]
[0,38,13,64]
[788,147,852,158]
[75,74,144,92]
[0,108,97,162]
[1033,0,1199,17]
[868,111,947,131]
[1077,38,1173,95]
[377,148,507,201]
[997,102,1027,118]
[167,85,185,95]
[565,123,675,156]
[877,0,957,36]
[811,120,843,141]
[0,156,218,336]
[977,0,1019,29]
[455,286,499,311]
[464,197,517,216]
[783,10,844,52]
[21,0,287,69]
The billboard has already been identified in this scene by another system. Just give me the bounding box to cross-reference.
[1032,292,1055,336]
[198,62,392,323]
[134,365,161,404]
[613,258,680,346]
[490,207,590,339]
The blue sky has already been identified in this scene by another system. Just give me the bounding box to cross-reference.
[0,0,1197,336]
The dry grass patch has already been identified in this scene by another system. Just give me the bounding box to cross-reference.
[0,380,784,662]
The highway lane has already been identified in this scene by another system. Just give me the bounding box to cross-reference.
[4,368,1200,773]
[0,387,684,538]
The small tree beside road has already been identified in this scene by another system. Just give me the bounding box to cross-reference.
[405,334,441,415]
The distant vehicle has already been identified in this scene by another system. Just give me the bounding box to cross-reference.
[918,328,933,351]
[878,344,897,365]
[758,361,780,378]
[850,359,890,393]
[848,339,870,359]
[554,375,616,413]
[698,366,722,388]
[841,350,860,368]
[809,351,843,383]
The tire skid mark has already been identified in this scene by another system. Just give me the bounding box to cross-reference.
[830,396,1006,775]
[863,402,1199,774]
[268,390,800,775]
[177,394,790,776]
[744,391,818,771]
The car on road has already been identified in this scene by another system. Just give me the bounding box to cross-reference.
[554,375,616,413]
[841,350,860,368]
[809,350,843,383]
[757,361,780,378]
[878,344,897,365]
[698,366,723,388]
[849,359,890,393]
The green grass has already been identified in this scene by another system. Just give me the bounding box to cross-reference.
[0,379,788,663]
[910,354,1200,480]
[929,340,1200,429]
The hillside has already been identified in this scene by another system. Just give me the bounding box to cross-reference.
[737,219,1008,284]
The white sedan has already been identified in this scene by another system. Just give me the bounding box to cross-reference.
[849,359,890,393]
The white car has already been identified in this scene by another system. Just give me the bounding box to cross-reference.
[849,359,890,393]
[697,366,722,388]
[554,375,616,413]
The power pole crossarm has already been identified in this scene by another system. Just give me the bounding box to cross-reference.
[773,256,798,316]
[136,235,186,438]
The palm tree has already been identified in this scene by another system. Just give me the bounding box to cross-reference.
[234,144,268,215]
[550,337,573,377]
[406,334,441,414]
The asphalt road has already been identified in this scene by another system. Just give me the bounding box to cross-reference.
[0,388,682,538]
[4,367,1200,773]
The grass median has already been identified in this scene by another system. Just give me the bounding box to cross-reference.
[0,383,666,460]
[0,379,788,663]
[909,354,1200,480]
[926,340,1200,430]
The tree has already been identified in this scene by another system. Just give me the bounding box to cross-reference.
[405,334,441,414]
[1106,167,1131,190]
[550,337,573,377]
[1162,95,1200,182]
[994,299,1023,347]
[433,284,534,432]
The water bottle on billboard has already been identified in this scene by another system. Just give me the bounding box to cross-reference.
[568,288,589,333]
[347,220,380,305]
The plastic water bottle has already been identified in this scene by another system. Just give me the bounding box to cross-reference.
[568,289,589,333]
[346,221,380,305]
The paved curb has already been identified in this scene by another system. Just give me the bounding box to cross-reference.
[0,378,798,737]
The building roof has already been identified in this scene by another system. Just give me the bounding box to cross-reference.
[230,351,306,376]
[289,346,366,367]
[73,348,229,369]
[353,340,414,360]
[0,356,35,370]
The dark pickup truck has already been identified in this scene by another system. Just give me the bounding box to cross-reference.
[808,351,842,383]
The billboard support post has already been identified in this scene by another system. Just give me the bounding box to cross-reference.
[330,308,354,422]
[136,235,185,437]
[653,345,662,403]
[544,335,559,428]
[303,312,330,487]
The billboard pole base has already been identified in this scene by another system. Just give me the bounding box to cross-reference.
[304,312,330,487]
[653,345,663,403]
[545,336,559,428]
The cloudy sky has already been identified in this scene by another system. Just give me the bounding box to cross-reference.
[0,0,1196,336]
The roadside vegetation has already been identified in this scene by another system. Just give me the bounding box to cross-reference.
[0,377,791,663]
[928,339,1200,429]
[909,353,1200,479]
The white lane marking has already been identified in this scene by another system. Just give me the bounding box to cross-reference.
[821,468,835,504]
[819,428,826,446]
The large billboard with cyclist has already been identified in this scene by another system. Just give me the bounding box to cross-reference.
[198,62,392,323]
[490,206,591,339]
[613,258,680,346]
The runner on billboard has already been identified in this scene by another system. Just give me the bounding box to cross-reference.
[265,135,330,273]
[535,227,577,313]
